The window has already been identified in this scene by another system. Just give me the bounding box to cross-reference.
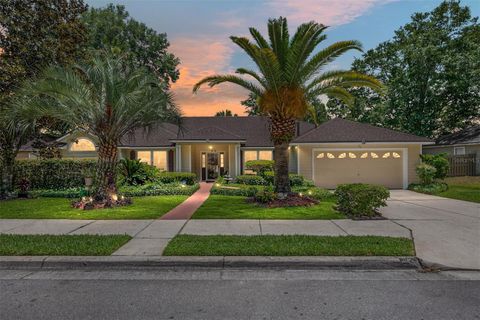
[258,150,273,160]
[338,152,346,159]
[220,153,225,168]
[454,147,465,155]
[244,151,258,163]
[370,152,379,159]
[137,150,168,170]
[393,152,401,158]
[70,138,95,151]
[317,153,324,159]
[327,153,335,159]
[348,152,356,159]
[152,151,168,171]
[137,151,151,164]
[382,152,391,159]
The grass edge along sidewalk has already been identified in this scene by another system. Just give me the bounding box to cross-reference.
[163,235,415,257]
[0,234,132,256]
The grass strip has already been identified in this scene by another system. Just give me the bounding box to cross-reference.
[163,235,414,256]
[0,234,132,256]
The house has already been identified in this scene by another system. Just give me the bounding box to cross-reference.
[17,117,433,189]
[423,125,480,175]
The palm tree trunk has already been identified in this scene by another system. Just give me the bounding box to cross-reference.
[270,117,296,199]
[273,141,291,196]
[94,141,118,201]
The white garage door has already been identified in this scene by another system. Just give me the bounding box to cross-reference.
[313,150,405,189]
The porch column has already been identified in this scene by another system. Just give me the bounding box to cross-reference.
[235,144,241,176]
[175,144,182,172]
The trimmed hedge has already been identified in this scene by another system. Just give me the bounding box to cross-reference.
[335,183,389,217]
[263,171,308,186]
[119,183,199,197]
[14,159,96,190]
[29,187,89,199]
[155,172,197,185]
[235,175,267,185]
[211,185,259,197]
[245,160,274,175]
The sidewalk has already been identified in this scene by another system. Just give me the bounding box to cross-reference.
[0,218,411,256]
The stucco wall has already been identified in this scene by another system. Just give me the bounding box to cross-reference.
[423,144,480,156]
[296,143,422,186]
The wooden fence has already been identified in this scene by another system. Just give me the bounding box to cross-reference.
[447,154,477,176]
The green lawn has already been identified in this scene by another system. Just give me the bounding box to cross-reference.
[163,235,414,256]
[0,195,188,219]
[192,195,344,219]
[0,234,131,255]
[436,177,480,203]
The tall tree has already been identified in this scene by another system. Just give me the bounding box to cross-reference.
[0,0,87,196]
[215,109,238,117]
[241,93,261,116]
[194,17,383,198]
[18,54,181,204]
[82,4,179,88]
[351,0,480,138]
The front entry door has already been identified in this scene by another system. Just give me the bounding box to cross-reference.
[206,152,219,181]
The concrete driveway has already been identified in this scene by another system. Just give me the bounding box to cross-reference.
[380,190,480,270]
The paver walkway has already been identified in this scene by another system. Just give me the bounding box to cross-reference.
[160,182,213,220]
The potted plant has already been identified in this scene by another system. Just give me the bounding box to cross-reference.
[81,166,95,188]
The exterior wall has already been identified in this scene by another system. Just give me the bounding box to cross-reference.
[423,144,480,156]
[288,146,298,174]
[296,143,423,187]
[186,143,233,179]
[16,151,34,159]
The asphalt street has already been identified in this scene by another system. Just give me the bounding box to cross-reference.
[1,268,479,320]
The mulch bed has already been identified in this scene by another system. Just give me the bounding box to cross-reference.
[248,193,319,208]
[72,196,132,210]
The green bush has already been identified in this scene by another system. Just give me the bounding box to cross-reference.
[211,185,258,197]
[420,154,449,180]
[119,182,199,197]
[118,159,159,186]
[408,182,448,194]
[293,187,334,201]
[245,160,274,175]
[263,171,306,186]
[416,163,437,185]
[14,159,96,189]
[334,184,390,217]
[29,187,90,198]
[253,186,276,203]
[154,172,197,185]
[235,175,267,185]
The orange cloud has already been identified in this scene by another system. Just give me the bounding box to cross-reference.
[272,0,396,26]
[170,37,250,116]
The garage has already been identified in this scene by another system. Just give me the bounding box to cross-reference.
[313,149,406,189]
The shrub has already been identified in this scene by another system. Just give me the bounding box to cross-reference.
[408,182,448,194]
[263,171,306,186]
[119,182,199,197]
[416,163,437,185]
[253,186,276,203]
[293,187,334,201]
[335,183,390,217]
[118,159,153,185]
[211,185,258,197]
[29,187,90,198]
[155,172,197,185]
[245,160,274,175]
[235,175,267,185]
[14,159,96,189]
[420,154,449,180]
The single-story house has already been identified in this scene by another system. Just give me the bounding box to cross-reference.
[17,117,433,189]
[423,125,480,175]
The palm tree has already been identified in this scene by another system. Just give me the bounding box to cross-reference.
[215,109,238,117]
[194,17,383,198]
[19,54,180,202]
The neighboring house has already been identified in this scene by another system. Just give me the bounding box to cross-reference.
[423,125,480,175]
[17,117,433,189]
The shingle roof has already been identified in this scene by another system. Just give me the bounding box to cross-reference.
[119,117,316,148]
[292,118,432,144]
[435,125,480,145]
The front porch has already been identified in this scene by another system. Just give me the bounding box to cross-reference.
[176,142,241,181]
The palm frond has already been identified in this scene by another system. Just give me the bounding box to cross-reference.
[193,75,264,96]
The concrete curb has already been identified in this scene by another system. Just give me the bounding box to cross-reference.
[0,256,421,270]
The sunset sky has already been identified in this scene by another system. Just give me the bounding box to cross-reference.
[86,0,480,116]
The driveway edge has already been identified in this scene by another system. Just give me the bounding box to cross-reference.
[0,255,420,270]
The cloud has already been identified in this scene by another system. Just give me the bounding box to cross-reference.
[271,0,395,26]
[170,37,249,116]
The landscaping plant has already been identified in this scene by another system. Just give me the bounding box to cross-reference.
[235,175,268,186]
[18,54,181,208]
[420,154,449,180]
[416,163,437,185]
[193,17,383,198]
[245,160,274,176]
[335,183,389,218]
